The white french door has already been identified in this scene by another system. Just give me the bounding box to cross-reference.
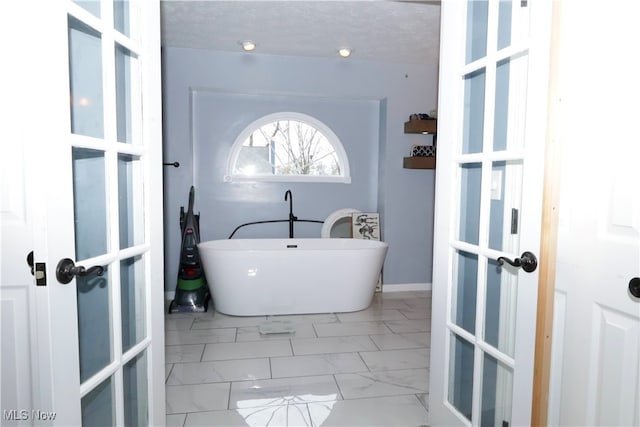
[429,1,551,425]
[1,1,164,425]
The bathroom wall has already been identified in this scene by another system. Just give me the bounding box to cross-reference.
[191,89,380,236]
[162,47,438,291]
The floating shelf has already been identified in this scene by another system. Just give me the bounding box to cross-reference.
[404,119,437,134]
[403,156,436,169]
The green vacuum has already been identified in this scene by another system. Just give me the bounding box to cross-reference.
[168,186,210,313]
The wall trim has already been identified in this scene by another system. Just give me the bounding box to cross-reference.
[382,282,431,292]
[167,284,431,300]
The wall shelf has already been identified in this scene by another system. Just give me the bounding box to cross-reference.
[404,119,437,134]
[403,156,436,169]
[403,119,437,169]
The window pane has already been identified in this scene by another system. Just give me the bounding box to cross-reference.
[452,250,478,334]
[114,0,130,36]
[493,59,510,151]
[82,377,114,426]
[480,353,513,427]
[485,259,518,356]
[232,117,345,179]
[77,266,111,382]
[493,55,529,152]
[118,154,144,249]
[68,17,104,138]
[466,0,489,64]
[488,160,523,253]
[449,333,474,421]
[459,163,482,245]
[74,0,101,18]
[462,69,486,154]
[73,148,108,260]
[124,352,148,427]
[497,0,513,50]
[121,256,146,352]
[115,45,138,144]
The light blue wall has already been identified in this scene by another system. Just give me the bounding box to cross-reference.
[162,48,438,291]
[191,90,380,238]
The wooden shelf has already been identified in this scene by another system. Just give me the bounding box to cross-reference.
[403,118,437,169]
[404,119,437,134]
[403,156,436,169]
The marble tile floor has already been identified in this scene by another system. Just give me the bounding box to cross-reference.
[165,291,431,427]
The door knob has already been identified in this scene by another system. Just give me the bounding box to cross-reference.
[56,258,105,284]
[497,251,538,273]
[27,251,34,275]
[630,277,640,298]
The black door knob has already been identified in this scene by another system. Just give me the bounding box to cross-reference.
[56,258,104,284]
[630,277,640,298]
[26,251,34,275]
[497,251,538,273]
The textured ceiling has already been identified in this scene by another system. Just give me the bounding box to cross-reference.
[160,1,441,65]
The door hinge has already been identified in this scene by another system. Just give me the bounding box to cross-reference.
[35,263,47,286]
[511,208,519,234]
[502,421,509,427]
[521,0,528,7]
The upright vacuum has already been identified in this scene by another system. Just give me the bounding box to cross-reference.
[168,186,210,313]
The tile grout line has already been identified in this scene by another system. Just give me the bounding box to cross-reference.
[226,380,232,411]
[331,374,345,402]
[165,363,175,385]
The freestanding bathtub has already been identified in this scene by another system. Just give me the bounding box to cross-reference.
[198,238,388,316]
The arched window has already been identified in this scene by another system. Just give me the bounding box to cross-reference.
[225,112,351,183]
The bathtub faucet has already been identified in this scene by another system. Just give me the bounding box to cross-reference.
[284,189,297,238]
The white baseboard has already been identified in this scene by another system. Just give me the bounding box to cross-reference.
[167,285,431,299]
[382,283,431,292]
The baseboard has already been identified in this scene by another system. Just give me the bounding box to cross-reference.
[167,285,431,299]
[382,283,431,292]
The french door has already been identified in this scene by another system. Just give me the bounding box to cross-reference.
[1,1,164,425]
[429,1,551,425]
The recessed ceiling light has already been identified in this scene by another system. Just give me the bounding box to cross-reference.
[240,40,256,52]
[337,47,352,58]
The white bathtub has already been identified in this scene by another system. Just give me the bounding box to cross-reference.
[198,238,388,316]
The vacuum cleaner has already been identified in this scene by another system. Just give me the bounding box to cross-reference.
[168,186,210,313]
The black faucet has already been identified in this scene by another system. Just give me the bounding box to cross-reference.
[284,189,297,238]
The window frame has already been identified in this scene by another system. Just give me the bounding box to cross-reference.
[224,112,351,183]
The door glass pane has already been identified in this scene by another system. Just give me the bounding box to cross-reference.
[124,352,148,426]
[74,0,101,18]
[115,45,138,144]
[73,148,108,260]
[493,59,510,151]
[459,163,482,245]
[118,154,144,248]
[81,377,114,426]
[114,0,130,36]
[463,69,486,154]
[489,160,523,253]
[449,333,475,421]
[121,256,146,352]
[466,0,489,64]
[480,353,513,427]
[452,250,478,333]
[484,259,518,356]
[494,56,529,151]
[77,266,111,382]
[68,17,104,138]
[497,0,513,50]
